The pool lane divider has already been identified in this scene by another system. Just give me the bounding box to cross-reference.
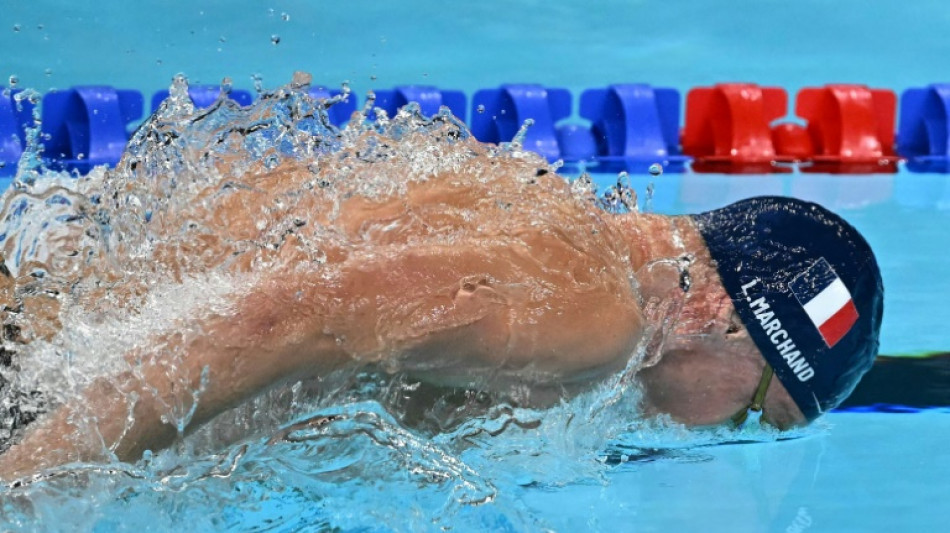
[3,83,950,175]
[41,86,143,174]
[471,84,573,162]
[897,84,950,173]
[577,84,688,173]
[0,89,34,177]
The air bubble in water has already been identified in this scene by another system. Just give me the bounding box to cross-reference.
[648,163,663,177]
[271,34,281,45]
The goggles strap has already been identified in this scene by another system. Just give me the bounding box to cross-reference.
[750,363,774,411]
[730,363,774,428]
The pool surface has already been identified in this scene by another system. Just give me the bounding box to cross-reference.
[1,1,948,531]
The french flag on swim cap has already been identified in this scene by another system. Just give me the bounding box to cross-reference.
[788,258,860,348]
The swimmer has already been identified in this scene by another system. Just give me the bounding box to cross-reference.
[0,155,883,481]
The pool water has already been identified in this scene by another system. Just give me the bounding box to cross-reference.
[1,1,948,531]
[526,411,949,532]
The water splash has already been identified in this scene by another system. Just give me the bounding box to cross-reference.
[0,74,808,530]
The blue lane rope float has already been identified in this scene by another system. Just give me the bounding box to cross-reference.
[897,84,950,173]
[578,84,688,174]
[470,84,572,162]
[0,89,35,177]
[41,86,143,174]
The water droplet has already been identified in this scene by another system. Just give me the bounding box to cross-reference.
[13,89,39,108]
[44,68,52,77]
[476,104,485,114]
[615,172,630,194]
[270,34,281,45]
[36,24,44,30]
[8,75,18,87]
[281,12,290,21]
[369,75,377,81]
[648,163,663,177]
[510,118,534,149]
[156,58,163,66]
[218,35,227,43]
[291,70,312,90]
[12,24,20,33]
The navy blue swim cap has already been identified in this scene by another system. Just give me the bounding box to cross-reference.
[691,197,883,421]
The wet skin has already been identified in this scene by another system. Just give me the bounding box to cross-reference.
[0,158,805,481]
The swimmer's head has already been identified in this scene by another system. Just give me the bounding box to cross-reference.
[690,196,884,422]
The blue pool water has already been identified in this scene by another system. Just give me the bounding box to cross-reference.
[1,1,949,531]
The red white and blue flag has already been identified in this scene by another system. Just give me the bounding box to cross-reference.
[789,258,859,348]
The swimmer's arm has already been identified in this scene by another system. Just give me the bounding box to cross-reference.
[0,278,352,480]
[0,244,642,481]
